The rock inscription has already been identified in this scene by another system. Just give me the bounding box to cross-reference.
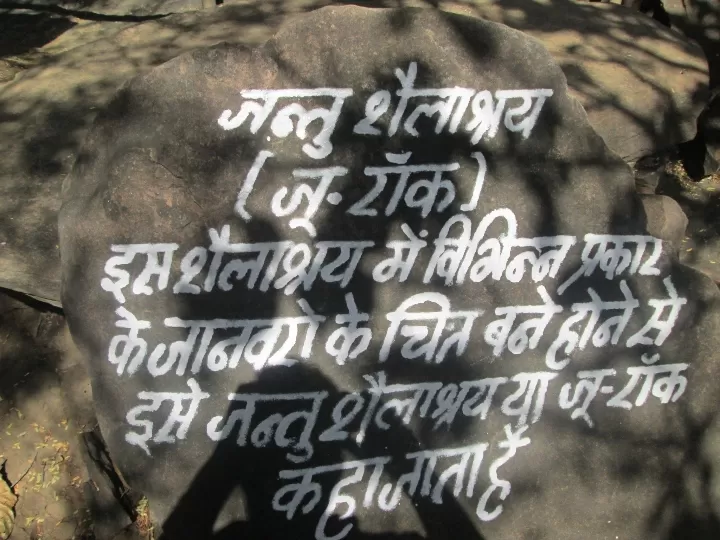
[99,62,685,538]
[59,7,716,539]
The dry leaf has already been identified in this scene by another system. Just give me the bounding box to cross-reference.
[0,470,17,540]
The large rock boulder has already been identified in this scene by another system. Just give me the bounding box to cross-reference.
[60,5,720,540]
[0,0,708,307]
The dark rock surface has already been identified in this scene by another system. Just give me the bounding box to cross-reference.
[700,90,720,166]
[60,6,720,540]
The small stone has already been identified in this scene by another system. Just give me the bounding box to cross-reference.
[50,521,78,539]
[45,501,67,520]
[639,194,689,255]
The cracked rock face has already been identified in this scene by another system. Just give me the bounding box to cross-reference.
[60,6,720,540]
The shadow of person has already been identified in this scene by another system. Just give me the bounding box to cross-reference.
[158,363,346,539]
[157,357,487,540]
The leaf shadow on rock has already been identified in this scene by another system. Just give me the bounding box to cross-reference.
[525,259,720,540]
[666,0,720,89]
